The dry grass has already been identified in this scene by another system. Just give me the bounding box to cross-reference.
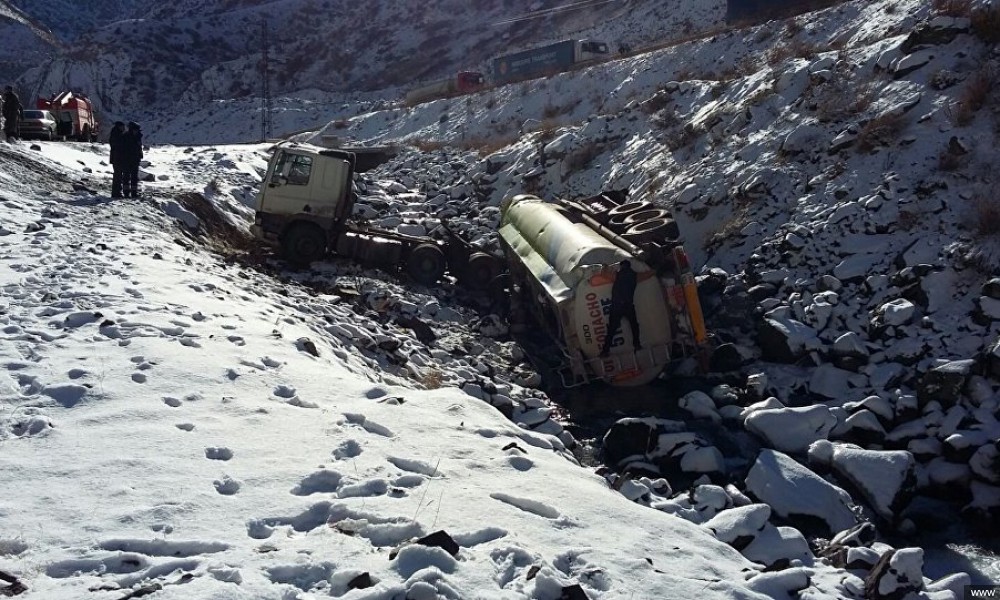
[855,111,907,153]
[667,124,701,151]
[897,210,920,231]
[813,75,880,121]
[971,5,1000,43]
[932,0,972,16]
[564,143,607,174]
[704,206,753,251]
[456,135,518,157]
[952,66,997,126]
[418,369,445,389]
[938,146,965,171]
[969,193,1000,237]
[410,139,448,152]
[542,103,562,119]
[766,39,819,66]
[641,91,672,114]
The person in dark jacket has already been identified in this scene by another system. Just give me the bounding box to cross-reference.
[122,121,143,198]
[2,86,23,142]
[108,121,126,198]
[599,259,641,357]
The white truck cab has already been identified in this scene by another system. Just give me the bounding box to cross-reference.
[252,142,357,264]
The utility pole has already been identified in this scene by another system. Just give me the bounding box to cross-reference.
[260,19,273,142]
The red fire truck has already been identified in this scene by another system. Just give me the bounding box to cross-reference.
[36,92,100,142]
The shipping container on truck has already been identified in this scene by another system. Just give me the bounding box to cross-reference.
[492,39,609,86]
[405,71,485,105]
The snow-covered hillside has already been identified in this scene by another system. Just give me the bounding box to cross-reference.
[3,0,1000,597]
[11,0,731,126]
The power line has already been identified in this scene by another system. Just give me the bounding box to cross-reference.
[492,0,622,27]
[260,19,272,142]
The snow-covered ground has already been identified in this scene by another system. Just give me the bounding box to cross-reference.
[1,141,769,599]
[4,0,1000,597]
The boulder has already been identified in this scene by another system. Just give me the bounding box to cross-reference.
[917,359,974,408]
[869,298,916,340]
[817,522,877,568]
[745,405,837,454]
[702,503,771,549]
[970,441,1000,485]
[757,310,820,363]
[741,523,812,569]
[746,449,857,536]
[831,331,869,370]
[830,444,916,523]
[900,17,970,53]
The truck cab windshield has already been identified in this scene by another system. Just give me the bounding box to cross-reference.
[273,152,313,185]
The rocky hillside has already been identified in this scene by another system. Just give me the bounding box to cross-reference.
[8,0,730,126]
[281,0,1000,559]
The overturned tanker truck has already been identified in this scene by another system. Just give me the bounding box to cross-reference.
[497,192,709,387]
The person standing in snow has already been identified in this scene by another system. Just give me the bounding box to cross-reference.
[121,121,143,198]
[599,259,641,357]
[2,86,23,142]
[108,121,126,198]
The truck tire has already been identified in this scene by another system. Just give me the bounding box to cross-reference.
[623,218,680,244]
[407,243,446,285]
[464,252,503,291]
[282,223,327,265]
[621,208,672,226]
[607,201,654,230]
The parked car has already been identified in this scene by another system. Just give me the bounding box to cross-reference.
[20,110,57,140]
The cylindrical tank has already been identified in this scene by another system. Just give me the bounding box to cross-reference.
[499,195,676,386]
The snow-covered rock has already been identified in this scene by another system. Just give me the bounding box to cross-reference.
[745,405,837,454]
[746,449,857,535]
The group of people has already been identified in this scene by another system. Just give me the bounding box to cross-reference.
[1,85,23,142]
[108,120,143,198]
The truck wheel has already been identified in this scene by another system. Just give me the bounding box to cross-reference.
[282,223,327,265]
[464,252,502,291]
[623,218,680,244]
[622,208,672,226]
[407,243,445,285]
[607,201,653,230]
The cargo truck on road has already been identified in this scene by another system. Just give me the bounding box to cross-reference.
[493,39,610,86]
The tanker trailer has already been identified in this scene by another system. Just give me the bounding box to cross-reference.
[498,194,707,387]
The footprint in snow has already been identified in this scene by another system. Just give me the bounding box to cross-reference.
[342,413,393,438]
[489,493,560,519]
[205,447,233,461]
[273,385,295,398]
[290,470,343,496]
[505,456,534,472]
[387,456,441,477]
[332,439,362,460]
[98,538,228,557]
[227,335,246,346]
[176,423,195,431]
[131,373,147,383]
[163,397,182,407]
[214,476,241,496]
